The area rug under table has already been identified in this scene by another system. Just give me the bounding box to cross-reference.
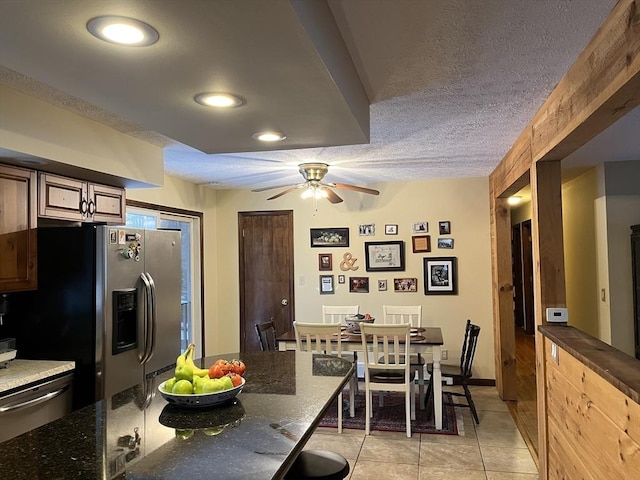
[318,391,461,435]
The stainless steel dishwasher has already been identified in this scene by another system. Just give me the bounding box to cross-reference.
[0,374,73,443]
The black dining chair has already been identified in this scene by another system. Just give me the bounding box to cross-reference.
[426,319,481,424]
[255,319,277,351]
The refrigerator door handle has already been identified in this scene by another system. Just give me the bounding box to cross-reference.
[139,273,153,364]
[146,272,157,363]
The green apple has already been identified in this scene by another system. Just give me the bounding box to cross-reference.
[202,378,224,393]
[163,377,176,393]
[193,375,210,394]
[172,379,193,395]
[174,363,194,382]
[219,376,233,391]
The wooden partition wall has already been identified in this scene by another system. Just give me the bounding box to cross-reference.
[489,1,640,477]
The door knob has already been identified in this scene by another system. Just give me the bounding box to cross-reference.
[281,299,288,306]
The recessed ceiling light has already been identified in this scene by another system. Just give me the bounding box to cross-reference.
[194,93,245,108]
[87,16,159,46]
[252,131,286,142]
[507,196,522,206]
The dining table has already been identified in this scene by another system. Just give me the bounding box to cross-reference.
[0,350,354,480]
[276,326,445,430]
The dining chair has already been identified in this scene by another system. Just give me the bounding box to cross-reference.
[360,322,415,438]
[382,305,426,409]
[322,305,359,323]
[293,321,357,431]
[255,319,277,351]
[426,319,481,424]
[322,305,360,374]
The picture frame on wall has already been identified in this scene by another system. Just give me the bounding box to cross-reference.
[437,238,454,249]
[349,276,369,293]
[338,274,345,284]
[412,221,428,233]
[319,275,334,294]
[438,221,451,235]
[310,228,349,247]
[423,257,457,295]
[378,279,387,291]
[364,241,405,272]
[318,253,332,271]
[359,224,376,236]
[412,235,431,253]
[384,224,398,235]
[394,278,418,292]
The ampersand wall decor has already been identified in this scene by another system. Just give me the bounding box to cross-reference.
[340,252,359,271]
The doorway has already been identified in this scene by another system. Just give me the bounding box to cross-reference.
[238,210,295,352]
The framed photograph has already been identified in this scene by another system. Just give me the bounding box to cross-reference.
[318,253,332,271]
[394,278,418,292]
[349,277,369,293]
[412,221,428,233]
[109,229,118,245]
[319,275,334,294]
[384,224,398,235]
[378,279,387,291]
[359,224,375,236]
[412,235,431,253]
[438,221,451,235]
[310,228,349,248]
[338,274,345,284]
[438,238,454,249]
[364,241,405,272]
[423,257,457,295]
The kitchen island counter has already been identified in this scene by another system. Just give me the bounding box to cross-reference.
[0,359,75,395]
[0,350,353,480]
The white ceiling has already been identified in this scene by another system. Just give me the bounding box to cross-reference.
[1,0,637,194]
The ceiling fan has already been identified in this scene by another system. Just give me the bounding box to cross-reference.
[251,163,380,204]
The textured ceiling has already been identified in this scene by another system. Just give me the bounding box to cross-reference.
[1,0,635,194]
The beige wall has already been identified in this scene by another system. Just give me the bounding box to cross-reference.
[562,168,599,336]
[0,85,164,187]
[214,177,496,379]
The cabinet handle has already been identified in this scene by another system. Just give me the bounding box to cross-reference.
[88,200,96,215]
[80,199,88,214]
[0,385,69,414]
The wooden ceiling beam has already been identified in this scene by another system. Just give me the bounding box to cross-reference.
[490,0,640,196]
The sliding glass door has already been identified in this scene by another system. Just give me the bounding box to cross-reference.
[126,207,202,355]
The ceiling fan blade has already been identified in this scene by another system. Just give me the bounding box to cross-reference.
[267,185,303,200]
[321,187,343,204]
[330,183,380,196]
[252,183,300,193]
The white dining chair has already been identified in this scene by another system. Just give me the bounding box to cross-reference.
[360,322,415,437]
[322,305,359,323]
[382,305,426,409]
[293,321,357,432]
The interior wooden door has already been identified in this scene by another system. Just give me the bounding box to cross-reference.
[238,211,295,352]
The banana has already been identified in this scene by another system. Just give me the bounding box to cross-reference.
[175,344,192,368]
[184,343,209,377]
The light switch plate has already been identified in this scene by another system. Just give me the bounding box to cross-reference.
[546,307,568,323]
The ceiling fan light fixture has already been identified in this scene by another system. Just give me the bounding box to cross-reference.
[195,92,245,108]
[252,131,286,142]
[87,16,159,46]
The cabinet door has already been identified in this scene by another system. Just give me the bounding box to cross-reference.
[0,164,37,292]
[88,183,125,224]
[39,173,87,221]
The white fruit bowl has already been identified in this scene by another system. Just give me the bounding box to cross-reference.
[158,377,245,408]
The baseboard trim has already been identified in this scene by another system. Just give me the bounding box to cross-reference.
[468,379,496,386]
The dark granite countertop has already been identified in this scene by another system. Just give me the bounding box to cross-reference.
[539,325,640,403]
[0,350,354,480]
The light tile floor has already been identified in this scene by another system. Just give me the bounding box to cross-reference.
[303,386,539,480]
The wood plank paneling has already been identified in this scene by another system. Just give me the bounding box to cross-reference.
[546,346,640,480]
[490,195,517,400]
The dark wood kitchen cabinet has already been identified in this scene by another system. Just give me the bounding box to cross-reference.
[0,164,37,292]
[38,172,125,224]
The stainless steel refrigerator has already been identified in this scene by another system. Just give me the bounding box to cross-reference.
[7,225,182,410]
